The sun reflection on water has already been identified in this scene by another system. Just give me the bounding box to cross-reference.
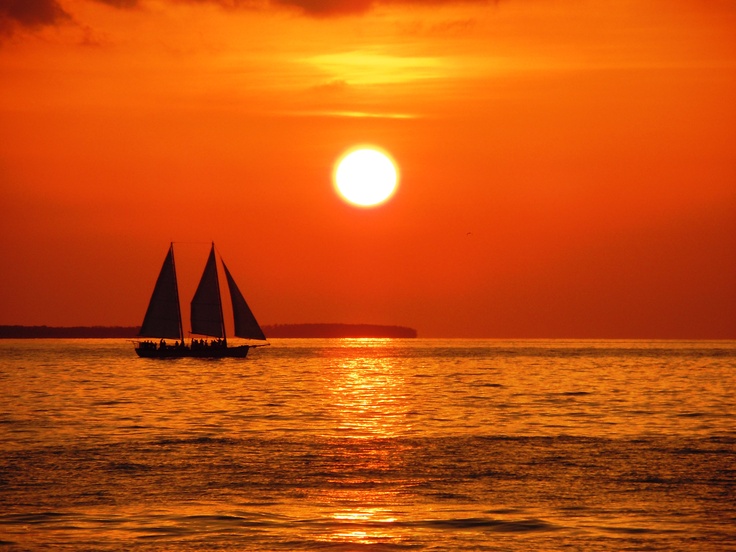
[316,340,413,546]
[327,498,401,546]
[325,340,412,439]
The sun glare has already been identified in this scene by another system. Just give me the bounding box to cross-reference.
[333,147,399,207]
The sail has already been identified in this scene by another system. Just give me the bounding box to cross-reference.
[190,245,225,338]
[139,244,183,340]
[223,261,267,341]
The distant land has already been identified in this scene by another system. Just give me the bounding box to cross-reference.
[0,326,139,338]
[0,324,417,339]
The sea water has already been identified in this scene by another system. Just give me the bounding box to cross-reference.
[0,339,734,551]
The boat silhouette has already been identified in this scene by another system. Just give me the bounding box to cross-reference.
[134,243,268,358]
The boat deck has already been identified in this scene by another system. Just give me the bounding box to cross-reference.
[135,343,250,359]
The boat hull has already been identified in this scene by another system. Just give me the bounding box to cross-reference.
[134,344,250,359]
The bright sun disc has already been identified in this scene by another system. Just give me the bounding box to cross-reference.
[334,147,399,207]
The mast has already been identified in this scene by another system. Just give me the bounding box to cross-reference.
[216,245,226,339]
[172,245,184,341]
[138,243,183,341]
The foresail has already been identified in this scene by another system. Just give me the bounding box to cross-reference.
[223,261,267,341]
[190,245,225,338]
[139,244,183,340]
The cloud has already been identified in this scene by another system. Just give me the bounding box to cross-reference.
[270,0,490,16]
[271,0,375,16]
[0,0,70,33]
[92,0,139,7]
[0,0,490,37]
[0,0,138,38]
[95,0,492,18]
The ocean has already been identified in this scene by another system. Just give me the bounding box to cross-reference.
[0,338,734,551]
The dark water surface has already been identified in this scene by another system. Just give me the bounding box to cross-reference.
[1,339,734,550]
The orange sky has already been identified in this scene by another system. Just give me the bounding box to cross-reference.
[1,0,735,338]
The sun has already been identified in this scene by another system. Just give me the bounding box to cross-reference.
[333,147,399,207]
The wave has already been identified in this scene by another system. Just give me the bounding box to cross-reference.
[407,516,559,533]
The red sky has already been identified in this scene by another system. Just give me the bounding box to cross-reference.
[1,0,735,338]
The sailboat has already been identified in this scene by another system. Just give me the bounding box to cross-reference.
[134,243,268,358]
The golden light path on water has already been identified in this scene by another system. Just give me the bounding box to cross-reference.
[319,339,409,546]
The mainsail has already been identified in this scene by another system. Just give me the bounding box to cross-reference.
[138,244,183,340]
[223,261,267,341]
[190,244,225,338]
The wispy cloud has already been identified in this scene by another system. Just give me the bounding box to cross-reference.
[271,0,375,16]
[92,0,139,7]
[182,0,490,17]
[306,50,446,85]
[290,109,417,118]
[272,0,490,17]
